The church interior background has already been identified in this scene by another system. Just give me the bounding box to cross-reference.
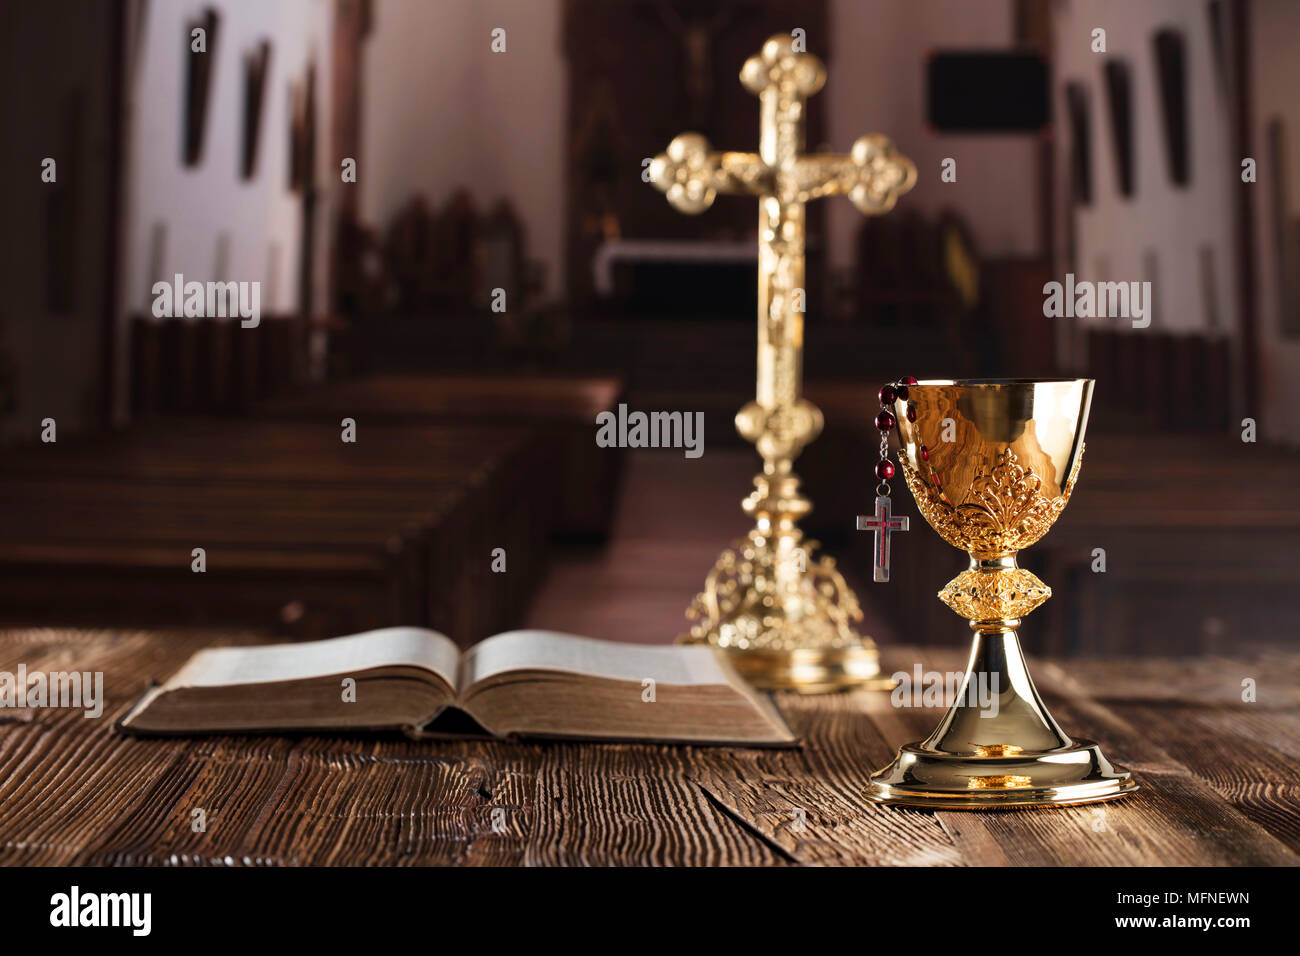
[2,0,1298,663]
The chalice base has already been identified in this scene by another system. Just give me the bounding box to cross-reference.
[866,628,1138,808]
[866,741,1138,809]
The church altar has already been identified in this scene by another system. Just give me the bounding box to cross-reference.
[1,627,1294,866]
[592,238,756,297]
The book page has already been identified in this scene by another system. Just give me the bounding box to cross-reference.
[166,627,461,691]
[461,630,732,690]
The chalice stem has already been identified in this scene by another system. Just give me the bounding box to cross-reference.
[923,620,1074,757]
[924,552,1073,756]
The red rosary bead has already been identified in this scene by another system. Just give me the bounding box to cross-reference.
[875,410,896,430]
[920,444,930,461]
[906,404,916,422]
[900,375,919,385]
[878,384,897,405]
[875,460,895,480]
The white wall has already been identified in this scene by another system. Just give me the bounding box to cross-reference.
[825,0,1039,269]
[360,0,566,299]
[120,0,332,317]
[1251,0,1300,446]
[1052,0,1238,338]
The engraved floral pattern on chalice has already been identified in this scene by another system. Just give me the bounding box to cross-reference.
[900,447,1081,556]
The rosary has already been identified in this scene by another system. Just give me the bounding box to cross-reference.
[855,376,915,582]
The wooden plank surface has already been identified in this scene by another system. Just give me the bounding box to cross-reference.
[0,628,1296,866]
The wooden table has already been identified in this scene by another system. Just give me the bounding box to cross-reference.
[1,629,1296,866]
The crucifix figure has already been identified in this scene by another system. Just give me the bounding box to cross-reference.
[653,3,735,129]
[856,496,909,583]
[648,34,916,691]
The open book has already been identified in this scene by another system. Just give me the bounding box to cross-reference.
[119,628,795,747]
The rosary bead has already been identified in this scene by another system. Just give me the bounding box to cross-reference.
[878,384,897,405]
[875,460,895,480]
[875,410,896,430]
[920,444,929,461]
[906,404,916,422]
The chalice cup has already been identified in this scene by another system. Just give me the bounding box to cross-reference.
[867,379,1138,808]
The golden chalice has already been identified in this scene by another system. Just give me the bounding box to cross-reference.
[867,378,1138,808]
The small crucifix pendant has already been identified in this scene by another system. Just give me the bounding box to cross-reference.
[856,496,909,583]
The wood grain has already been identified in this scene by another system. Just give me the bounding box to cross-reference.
[0,629,1296,866]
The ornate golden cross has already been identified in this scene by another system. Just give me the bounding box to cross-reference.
[648,34,916,691]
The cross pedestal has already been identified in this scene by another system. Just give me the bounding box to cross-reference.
[649,34,915,692]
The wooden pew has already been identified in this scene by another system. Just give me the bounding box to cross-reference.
[0,421,556,644]
[131,313,316,416]
[1085,329,1232,432]
[1039,432,1300,656]
[259,373,626,540]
